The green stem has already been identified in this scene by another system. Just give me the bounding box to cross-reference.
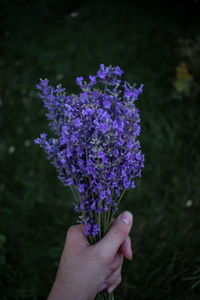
[110,190,126,221]
[88,234,93,245]
[105,189,114,229]
[95,290,114,300]
[117,189,126,206]
[69,185,79,203]
[98,211,102,239]
[104,83,108,93]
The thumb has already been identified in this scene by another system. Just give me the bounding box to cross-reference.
[96,211,133,257]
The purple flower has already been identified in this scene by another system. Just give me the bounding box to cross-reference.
[97,64,123,86]
[97,64,108,80]
[74,118,82,128]
[66,178,73,185]
[89,75,96,86]
[123,81,144,101]
[35,64,144,238]
[103,100,112,109]
[76,76,84,86]
[114,66,123,76]
[78,184,85,193]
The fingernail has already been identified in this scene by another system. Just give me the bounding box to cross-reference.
[99,283,108,292]
[119,211,132,225]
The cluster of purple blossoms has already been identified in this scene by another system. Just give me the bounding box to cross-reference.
[35,64,144,237]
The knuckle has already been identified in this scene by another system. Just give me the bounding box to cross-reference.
[116,260,122,270]
[106,277,114,286]
[110,265,117,273]
[105,276,111,286]
[110,259,121,273]
[105,273,115,286]
[106,268,121,286]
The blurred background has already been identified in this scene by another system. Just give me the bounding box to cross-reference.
[0,0,200,299]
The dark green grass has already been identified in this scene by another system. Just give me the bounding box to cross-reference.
[0,1,200,299]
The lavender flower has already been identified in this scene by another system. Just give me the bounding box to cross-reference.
[35,64,144,239]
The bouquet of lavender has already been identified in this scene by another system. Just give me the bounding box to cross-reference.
[35,64,144,299]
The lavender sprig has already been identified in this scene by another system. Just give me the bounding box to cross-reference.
[35,64,144,243]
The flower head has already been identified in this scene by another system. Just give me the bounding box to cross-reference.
[35,64,144,237]
[97,64,123,86]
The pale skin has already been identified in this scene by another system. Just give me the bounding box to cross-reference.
[48,211,133,300]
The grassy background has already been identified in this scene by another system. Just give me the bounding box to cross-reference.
[0,0,200,299]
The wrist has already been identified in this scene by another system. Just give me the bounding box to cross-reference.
[48,278,93,300]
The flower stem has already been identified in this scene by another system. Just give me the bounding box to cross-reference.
[95,290,114,300]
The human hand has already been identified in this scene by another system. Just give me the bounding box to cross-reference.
[48,211,133,300]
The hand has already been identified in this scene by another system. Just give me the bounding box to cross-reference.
[48,211,133,300]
